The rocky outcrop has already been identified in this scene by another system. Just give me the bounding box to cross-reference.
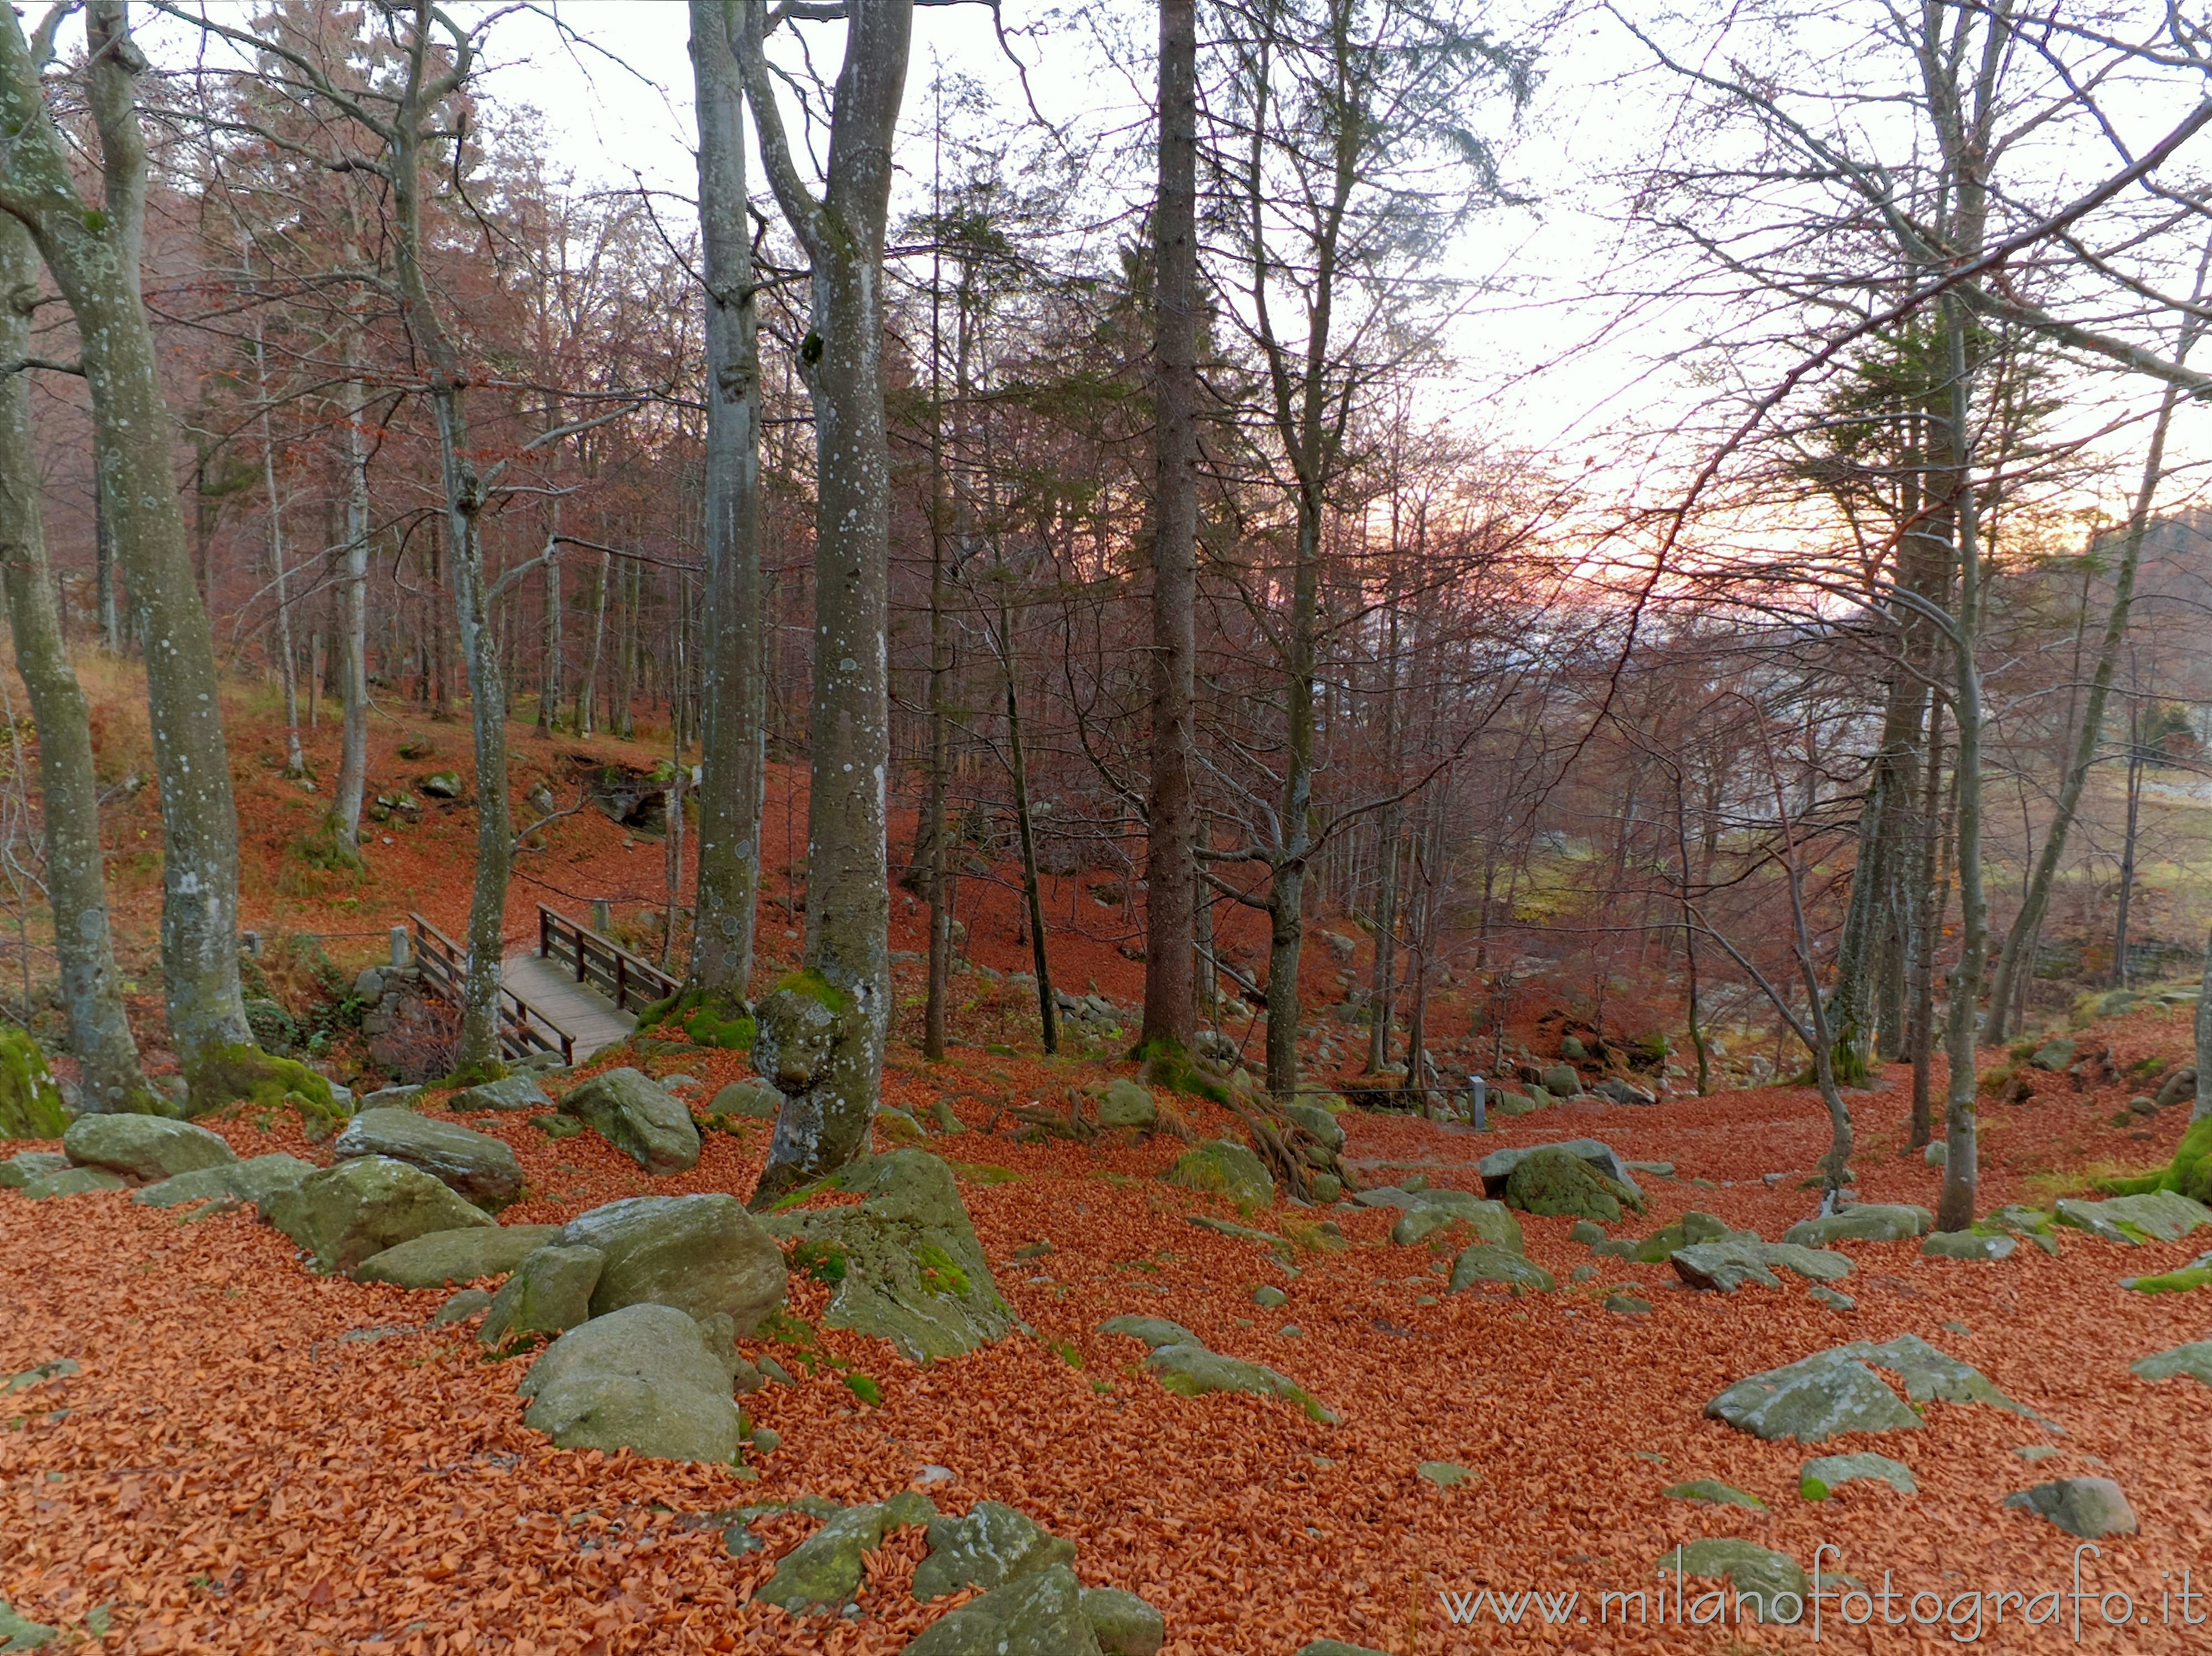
[351,1223,565,1287]
[262,1155,494,1275]
[333,1107,524,1212]
[561,1193,786,1332]
[557,1067,701,1174]
[62,1115,234,1184]
[517,1302,743,1463]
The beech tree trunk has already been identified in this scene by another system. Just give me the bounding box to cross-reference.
[0,217,156,1113]
[688,0,767,1015]
[0,1,263,1095]
[736,0,910,1200]
[330,330,372,856]
[1141,0,1200,1055]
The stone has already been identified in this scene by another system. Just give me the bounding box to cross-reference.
[906,1562,1101,1655]
[1448,1243,1555,1295]
[561,1194,786,1333]
[1294,1645,1391,1656]
[262,1155,494,1275]
[448,1074,550,1113]
[1163,1139,1273,1209]
[1252,1284,1289,1309]
[1145,1343,1335,1422]
[1595,1075,1657,1106]
[1098,1315,1200,1350]
[1502,1146,1636,1221]
[1664,1479,1766,1510]
[0,1028,66,1139]
[361,1084,424,1110]
[481,1244,604,1345]
[1799,1452,1917,1499]
[558,1067,702,1174]
[334,1107,524,1212]
[518,1302,743,1464]
[433,1287,494,1325]
[760,1151,1009,1362]
[2055,1192,2212,1245]
[751,1502,888,1612]
[1921,1231,2016,1262]
[2156,1065,2198,1108]
[1981,1204,2061,1254]
[1309,1173,1342,1203]
[1477,1139,1642,1202]
[876,1106,929,1144]
[62,1115,235,1184]
[1671,1239,1852,1292]
[2004,1478,2136,1540]
[1844,1333,2048,1424]
[1095,1078,1158,1130]
[1809,1285,1857,1311]
[1080,1586,1165,1656]
[1706,1349,1923,1442]
[1782,1204,1933,1246]
[354,967,386,999]
[1654,1540,1809,1624]
[930,1099,966,1134]
[706,1079,783,1121]
[2027,1037,2076,1071]
[0,1151,71,1190]
[1925,1139,1947,1168]
[21,1166,125,1199]
[1604,1291,1652,1315]
[913,1500,1076,1601]
[1626,1212,1740,1263]
[0,1598,59,1652]
[352,1223,565,1287]
[1569,1219,1606,1245]
[1417,1461,1476,1488]
[1540,1063,1580,1095]
[2132,1341,2212,1387]
[421,770,463,798]
[1278,1100,1344,1151]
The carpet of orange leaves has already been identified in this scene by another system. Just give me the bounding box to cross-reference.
[8,1005,2212,1655]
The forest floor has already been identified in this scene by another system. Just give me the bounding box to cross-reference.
[4,673,2212,1653]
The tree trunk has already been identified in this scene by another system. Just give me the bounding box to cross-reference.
[688,0,767,1018]
[1141,0,1200,1056]
[0,1,270,1101]
[330,331,372,857]
[1001,617,1057,1052]
[250,310,306,779]
[578,548,610,736]
[736,0,911,1202]
[2113,703,2144,989]
[538,540,561,732]
[0,218,156,1113]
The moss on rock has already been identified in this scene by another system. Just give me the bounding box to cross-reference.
[0,1028,66,1139]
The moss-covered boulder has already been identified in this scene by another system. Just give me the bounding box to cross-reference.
[1706,1349,1924,1442]
[1447,1243,1555,1295]
[21,1166,125,1199]
[1145,1343,1335,1422]
[63,1115,234,1184]
[1653,1540,1809,1624]
[0,1151,69,1189]
[0,1029,66,1139]
[132,1153,316,1214]
[1163,1139,1273,1209]
[1478,1139,1643,1198]
[1098,1315,1201,1350]
[333,1107,523,1212]
[1279,1099,1344,1151]
[2131,1340,2212,1387]
[913,1500,1077,1602]
[351,1223,565,1287]
[1921,1230,2015,1262]
[561,1193,786,1332]
[2055,1190,2212,1245]
[1095,1077,1159,1131]
[1502,1146,1642,1221]
[1783,1204,1933,1246]
[1629,1210,1736,1261]
[1389,1191,1524,1251]
[705,1079,782,1122]
[2003,1478,2136,1540]
[750,1495,936,1613]
[448,1074,550,1113]
[1672,1239,1851,1292]
[262,1155,494,1275]
[2028,1037,2076,1072]
[557,1067,700,1174]
[2102,1113,2212,1205]
[760,1151,1011,1363]
[907,1563,1104,1655]
[1844,1333,2049,1423]
[1081,1586,1165,1656]
[480,1244,603,1345]
[0,1598,59,1652]
[1799,1452,1917,1499]
[517,1302,743,1464]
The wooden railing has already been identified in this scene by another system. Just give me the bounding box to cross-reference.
[537,904,679,1016]
[408,912,575,1065]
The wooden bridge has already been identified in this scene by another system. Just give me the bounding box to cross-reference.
[407,906,680,1065]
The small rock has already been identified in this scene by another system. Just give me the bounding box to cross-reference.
[1252,1285,1289,1309]
[1800,1451,1917,1499]
[1604,1291,1652,1316]
[1447,1243,1554,1295]
[21,1166,126,1199]
[1783,1204,1932,1246]
[2131,1341,2212,1388]
[353,1223,565,1287]
[1809,1285,1857,1311]
[433,1288,494,1325]
[1145,1343,1334,1421]
[705,1079,783,1122]
[660,1073,702,1092]
[2011,1444,2062,1462]
[1096,1077,1158,1130]
[1921,1231,2016,1263]
[0,1151,70,1190]
[1417,1460,1476,1488]
[2004,1478,2137,1540]
[749,1425,782,1454]
[1570,1264,1597,1282]
[912,1499,1076,1601]
[1663,1479,1765,1510]
[1569,1219,1606,1245]
[1163,1139,1274,1209]
[1098,1316,1200,1350]
[1706,1349,1923,1443]
[1925,1140,1948,1168]
[1653,1540,1809,1623]
[448,1074,550,1114]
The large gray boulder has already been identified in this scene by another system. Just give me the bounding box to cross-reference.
[2004,1478,2137,1540]
[561,1193,786,1333]
[705,1079,782,1122]
[558,1067,700,1173]
[1081,1587,1165,1656]
[1095,1078,1159,1131]
[132,1153,316,1214]
[1844,1333,2047,1424]
[1387,1190,1524,1251]
[262,1155,494,1275]
[1278,1099,1344,1151]
[351,1223,565,1287]
[1477,1139,1643,1202]
[334,1107,524,1212]
[1706,1349,1924,1443]
[1499,1146,1640,1221]
[2054,1192,2212,1245]
[1782,1204,1932,1246]
[1672,1239,1851,1292]
[63,1115,234,1184]
[448,1074,550,1113]
[1162,1139,1273,1209]
[905,1563,1103,1655]
[480,1244,603,1345]
[21,1166,125,1199]
[761,1151,1011,1363]
[1448,1243,1554,1295]
[2132,1341,2212,1388]
[517,1302,742,1463]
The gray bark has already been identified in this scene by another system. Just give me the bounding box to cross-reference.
[735,0,910,1200]
[0,218,155,1112]
[0,1,259,1086]
[330,329,371,855]
[688,0,766,1013]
